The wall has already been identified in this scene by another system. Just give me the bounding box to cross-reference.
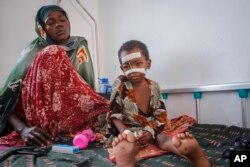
[0,0,49,87]
[2,0,249,88]
[98,0,250,88]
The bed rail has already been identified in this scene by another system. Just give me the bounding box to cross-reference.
[161,82,250,93]
[161,82,250,127]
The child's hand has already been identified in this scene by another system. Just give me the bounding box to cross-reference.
[137,130,152,146]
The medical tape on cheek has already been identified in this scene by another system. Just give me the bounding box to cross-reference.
[125,68,146,76]
[121,52,141,63]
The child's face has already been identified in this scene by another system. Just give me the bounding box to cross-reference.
[120,48,151,82]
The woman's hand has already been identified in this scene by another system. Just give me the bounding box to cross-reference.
[137,130,152,146]
[20,126,53,146]
[8,112,53,146]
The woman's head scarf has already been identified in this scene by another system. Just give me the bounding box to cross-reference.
[35,5,70,45]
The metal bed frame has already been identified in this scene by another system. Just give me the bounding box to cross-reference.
[161,82,250,127]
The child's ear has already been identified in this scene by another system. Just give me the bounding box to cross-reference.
[147,59,151,69]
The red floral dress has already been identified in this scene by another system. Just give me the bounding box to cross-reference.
[0,45,109,146]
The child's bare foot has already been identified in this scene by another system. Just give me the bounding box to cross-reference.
[172,132,210,167]
[112,131,139,167]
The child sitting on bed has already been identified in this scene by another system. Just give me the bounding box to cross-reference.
[106,40,210,167]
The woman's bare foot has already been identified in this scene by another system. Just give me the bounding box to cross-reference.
[112,131,139,167]
[172,132,210,167]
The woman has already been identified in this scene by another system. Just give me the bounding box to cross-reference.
[0,5,109,146]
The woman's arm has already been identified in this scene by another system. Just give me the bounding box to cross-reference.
[8,112,27,134]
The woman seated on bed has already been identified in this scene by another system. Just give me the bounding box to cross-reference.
[0,5,109,147]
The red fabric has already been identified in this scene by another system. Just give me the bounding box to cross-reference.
[0,45,109,146]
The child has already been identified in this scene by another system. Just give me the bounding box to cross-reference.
[106,40,210,167]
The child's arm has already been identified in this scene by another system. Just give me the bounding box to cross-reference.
[111,118,127,133]
[137,130,152,146]
[138,81,168,142]
[106,76,129,136]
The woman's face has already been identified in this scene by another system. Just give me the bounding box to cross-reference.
[44,10,70,45]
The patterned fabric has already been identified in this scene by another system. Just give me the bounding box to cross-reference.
[106,75,168,138]
[0,45,109,146]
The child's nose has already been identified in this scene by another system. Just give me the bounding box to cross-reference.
[129,63,137,69]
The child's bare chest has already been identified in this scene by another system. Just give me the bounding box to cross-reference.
[133,87,151,114]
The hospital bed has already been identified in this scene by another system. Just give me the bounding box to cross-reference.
[0,82,249,167]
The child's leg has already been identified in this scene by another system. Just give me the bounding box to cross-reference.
[156,132,210,167]
[112,132,139,167]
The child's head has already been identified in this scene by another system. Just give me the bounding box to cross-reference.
[118,40,151,81]
[118,40,150,62]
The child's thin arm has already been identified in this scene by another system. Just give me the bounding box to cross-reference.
[111,118,127,134]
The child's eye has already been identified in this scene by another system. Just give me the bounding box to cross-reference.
[136,62,143,66]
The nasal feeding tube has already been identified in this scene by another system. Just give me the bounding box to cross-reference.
[124,61,146,76]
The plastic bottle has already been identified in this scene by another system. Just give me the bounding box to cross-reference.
[73,129,96,149]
